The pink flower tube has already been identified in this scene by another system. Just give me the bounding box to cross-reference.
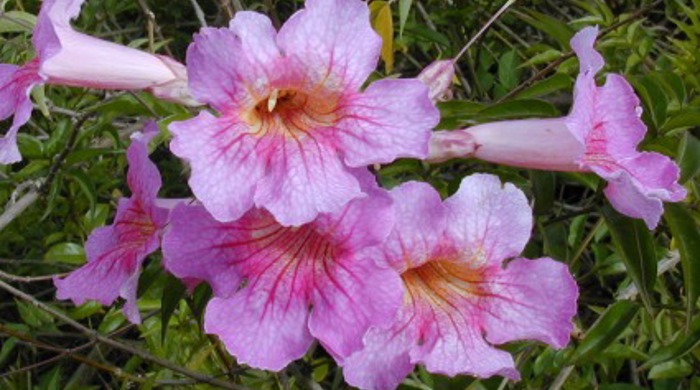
[427,27,686,229]
[1,0,197,164]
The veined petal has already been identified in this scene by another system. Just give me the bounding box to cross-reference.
[161,204,244,298]
[169,112,265,222]
[570,26,604,75]
[205,288,313,371]
[375,181,447,272]
[187,13,280,112]
[254,136,363,226]
[417,59,456,102]
[483,258,578,348]
[443,174,532,266]
[277,0,381,92]
[54,128,168,323]
[337,79,439,166]
[0,61,42,164]
[169,191,395,371]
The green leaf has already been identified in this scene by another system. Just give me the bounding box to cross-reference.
[647,359,693,380]
[516,10,574,49]
[677,133,700,183]
[67,169,97,213]
[570,300,640,364]
[663,203,700,322]
[161,274,186,342]
[498,50,521,90]
[513,73,573,99]
[601,205,657,311]
[531,171,555,215]
[661,109,700,133]
[44,242,86,265]
[398,0,412,37]
[0,11,36,33]
[643,315,700,368]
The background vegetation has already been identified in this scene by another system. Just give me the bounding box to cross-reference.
[1,0,699,389]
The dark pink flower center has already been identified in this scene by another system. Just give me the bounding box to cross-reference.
[402,260,488,306]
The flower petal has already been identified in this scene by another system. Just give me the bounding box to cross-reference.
[376,181,447,272]
[483,257,578,348]
[161,204,243,298]
[205,292,312,371]
[169,112,265,222]
[337,79,438,166]
[277,0,381,92]
[603,152,687,229]
[417,59,455,102]
[443,174,532,265]
[0,61,42,164]
[308,254,403,361]
[570,26,604,76]
[187,13,280,112]
[254,137,362,226]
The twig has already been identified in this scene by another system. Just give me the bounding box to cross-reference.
[454,0,517,62]
[0,190,39,232]
[498,0,663,102]
[0,270,68,282]
[617,251,681,300]
[0,278,246,390]
[190,0,208,27]
[549,365,575,390]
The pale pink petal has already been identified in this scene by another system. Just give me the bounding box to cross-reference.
[313,171,394,253]
[277,0,381,92]
[483,258,578,348]
[0,61,42,164]
[308,255,403,361]
[426,129,478,164]
[121,271,142,324]
[570,26,604,75]
[415,310,520,380]
[336,79,439,166]
[443,174,533,265]
[417,59,455,102]
[603,152,686,229]
[343,310,421,390]
[375,181,447,272]
[161,204,243,298]
[205,292,312,371]
[186,13,280,112]
[253,137,363,226]
[169,112,265,222]
[592,74,646,157]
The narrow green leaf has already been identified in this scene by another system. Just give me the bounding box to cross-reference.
[643,315,700,368]
[398,0,412,37]
[0,11,36,33]
[44,242,86,265]
[601,205,657,312]
[531,171,555,215]
[498,50,521,90]
[663,203,700,322]
[677,133,700,183]
[570,300,639,364]
[67,169,97,213]
[516,10,574,49]
[161,274,186,342]
[661,109,700,133]
[513,73,573,99]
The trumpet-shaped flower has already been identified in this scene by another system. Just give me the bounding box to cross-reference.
[342,175,578,390]
[54,123,169,324]
[162,172,402,370]
[169,0,439,226]
[426,26,686,228]
[1,0,196,164]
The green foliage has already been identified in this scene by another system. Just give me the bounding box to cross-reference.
[1,1,699,389]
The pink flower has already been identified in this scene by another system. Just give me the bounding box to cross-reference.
[54,123,169,324]
[1,0,197,164]
[417,59,455,102]
[34,0,196,104]
[427,27,686,228]
[0,60,42,164]
[169,0,439,226]
[342,175,578,390]
[162,171,403,370]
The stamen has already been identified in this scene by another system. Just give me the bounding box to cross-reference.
[267,89,279,112]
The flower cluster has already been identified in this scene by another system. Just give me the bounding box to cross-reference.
[0,0,683,388]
